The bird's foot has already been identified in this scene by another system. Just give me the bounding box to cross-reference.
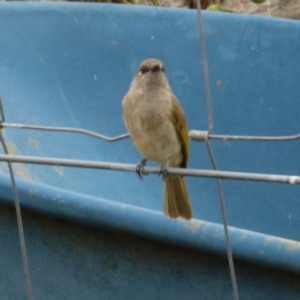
[159,161,169,180]
[136,158,148,179]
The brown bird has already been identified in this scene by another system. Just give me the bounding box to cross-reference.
[122,58,192,220]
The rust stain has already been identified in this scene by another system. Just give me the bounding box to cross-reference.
[264,236,276,244]
[238,232,248,241]
[288,241,300,251]
[15,163,32,180]
[264,235,300,252]
[54,166,64,176]
[4,140,33,180]
[183,219,203,234]
[216,80,223,87]
[5,140,17,154]
[29,138,39,150]
[29,188,38,198]
[0,136,11,172]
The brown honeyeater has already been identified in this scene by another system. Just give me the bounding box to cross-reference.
[122,59,192,220]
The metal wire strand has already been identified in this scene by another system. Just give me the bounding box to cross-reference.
[0,131,34,300]
[3,122,300,144]
[205,140,239,300]
[196,0,213,134]
[1,154,299,184]
[196,1,238,298]
[189,130,300,142]
[0,97,5,124]
[1,123,129,142]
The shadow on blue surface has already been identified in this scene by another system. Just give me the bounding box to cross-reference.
[0,3,300,299]
[1,203,300,300]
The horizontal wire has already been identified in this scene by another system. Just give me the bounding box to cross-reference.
[211,133,300,141]
[0,154,299,184]
[189,130,300,142]
[3,123,300,143]
[1,123,130,142]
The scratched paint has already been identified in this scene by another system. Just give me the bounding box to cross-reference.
[54,166,64,176]
[183,219,203,234]
[29,137,40,150]
[4,140,33,181]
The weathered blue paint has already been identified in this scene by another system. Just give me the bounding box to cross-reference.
[0,3,300,299]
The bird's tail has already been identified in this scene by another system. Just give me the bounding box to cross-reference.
[164,175,192,220]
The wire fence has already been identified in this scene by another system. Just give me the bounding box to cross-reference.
[2,103,300,300]
[2,95,300,300]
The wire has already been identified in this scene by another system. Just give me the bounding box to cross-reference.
[0,132,34,300]
[205,140,239,300]
[0,98,5,123]
[1,123,129,142]
[0,154,299,184]
[196,1,239,298]
[196,0,213,134]
[190,130,300,142]
[3,123,300,143]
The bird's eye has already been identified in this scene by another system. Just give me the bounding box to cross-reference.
[137,66,149,76]
[161,66,165,72]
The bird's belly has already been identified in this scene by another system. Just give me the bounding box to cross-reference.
[129,117,182,167]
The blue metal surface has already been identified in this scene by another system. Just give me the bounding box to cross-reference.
[0,3,300,299]
[1,203,300,300]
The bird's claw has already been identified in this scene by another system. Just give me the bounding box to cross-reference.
[159,161,169,179]
[136,158,148,179]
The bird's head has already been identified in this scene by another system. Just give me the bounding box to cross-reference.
[134,58,169,88]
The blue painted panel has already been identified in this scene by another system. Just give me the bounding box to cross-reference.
[0,3,300,299]
[1,203,300,300]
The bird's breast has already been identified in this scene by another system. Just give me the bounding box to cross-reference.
[123,96,182,166]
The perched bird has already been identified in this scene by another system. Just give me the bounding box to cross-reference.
[122,58,192,220]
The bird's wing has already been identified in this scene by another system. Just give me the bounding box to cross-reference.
[171,94,189,168]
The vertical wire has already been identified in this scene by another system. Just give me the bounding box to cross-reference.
[196,0,213,134]
[195,2,239,299]
[206,140,239,300]
[0,99,34,300]
[0,97,5,123]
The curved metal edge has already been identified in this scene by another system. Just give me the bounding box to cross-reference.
[0,172,299,274]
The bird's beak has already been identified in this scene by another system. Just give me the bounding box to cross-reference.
[151,64,162,73]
